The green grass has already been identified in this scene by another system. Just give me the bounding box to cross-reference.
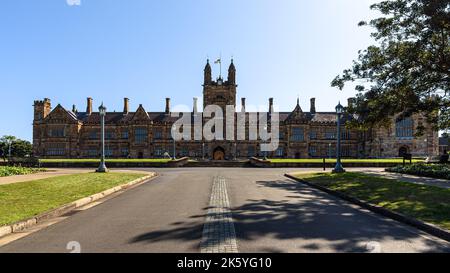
[294,172,450,230]
[39,158,171,163]
[0,172,146,226]
[270,158,424,163]
[0,166,45,177]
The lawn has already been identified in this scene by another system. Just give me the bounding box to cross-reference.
[0,166,45,177]
[39,158,171,163]
[0,172,146,226]
[270,158,424,163]
[293,172,450,230]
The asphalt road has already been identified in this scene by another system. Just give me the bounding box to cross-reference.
[1,168,449,253]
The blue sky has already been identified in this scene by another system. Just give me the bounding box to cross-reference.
[0,0,380,141]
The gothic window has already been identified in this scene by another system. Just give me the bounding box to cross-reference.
[396,117,414,138]
[46,143,65,156]
[275,147,284,157]
[325,130,336,140]
[180,146,189,157]
[341,129,351,140]
[105,131,115,140]
[135,128,148,143]
[121,147,129,157]
[49,127,65,138]
[248,146,256,157]
[326,145,336,157]
[290,127,304,141]
[89,131,98,140]
[87,147,97,157]
[342,146,351,157]
[309,145,317,157]
[153,128,163,140]
[154,146,164,157]
[105,148,113,157]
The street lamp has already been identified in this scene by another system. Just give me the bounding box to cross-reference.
[202,142,205,160]
[328,143,332,159]
[333,102,345,173]
[263,125,268,160]
[96,103,108,173]
[172,124,176,160]
[6,138,13,159]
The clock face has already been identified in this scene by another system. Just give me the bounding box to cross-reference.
[217,79,223,85]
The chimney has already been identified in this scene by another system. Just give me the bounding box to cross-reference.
[241,98,246,113]
[165,98,170,114]
[193,97,198,113]
[269,98,274,113]
[86,97,93,115]
[72,104,77,113]
[310,98,316,114]
[123,98,129,114]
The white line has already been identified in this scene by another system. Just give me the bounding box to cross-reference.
[200,176,238,253]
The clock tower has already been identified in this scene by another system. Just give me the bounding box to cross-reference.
[203,59,237,112]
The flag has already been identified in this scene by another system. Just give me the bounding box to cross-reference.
[214,58,221,64]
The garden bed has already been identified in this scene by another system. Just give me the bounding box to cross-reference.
[386,164,450,180]
[0,166,45,177]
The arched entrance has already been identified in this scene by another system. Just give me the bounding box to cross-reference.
[398,146,408,157]
[213,147,225,160]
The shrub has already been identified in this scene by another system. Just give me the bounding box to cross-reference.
[0,166,44,177]
[386,164,450,180]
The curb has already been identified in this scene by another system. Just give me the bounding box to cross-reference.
[0,173,158,239]
[284,173,450,243]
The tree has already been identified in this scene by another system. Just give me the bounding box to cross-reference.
[331,0,449,134]
[0,136,32,159]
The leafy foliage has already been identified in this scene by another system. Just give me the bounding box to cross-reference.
[332,0,450,133]
[387,163,450,179]
[0,136,33,159]
[0,166,43,177]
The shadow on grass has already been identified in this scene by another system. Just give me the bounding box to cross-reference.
[130,177,450,253]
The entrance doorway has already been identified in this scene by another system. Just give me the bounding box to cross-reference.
[213,147,225,160]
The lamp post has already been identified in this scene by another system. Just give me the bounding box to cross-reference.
[96,103,108,173]
[263,125,268,160]
[6,139,13,159]
[172,124,176,160]
[333,102,345,173]
[202,142,205,160]
[234,142,237,161]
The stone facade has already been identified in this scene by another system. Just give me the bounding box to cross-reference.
[32,60,438,160]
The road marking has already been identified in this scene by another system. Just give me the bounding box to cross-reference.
[200,176,238,253]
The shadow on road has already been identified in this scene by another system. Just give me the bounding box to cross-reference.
[130,177,450,253]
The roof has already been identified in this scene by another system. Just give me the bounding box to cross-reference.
[70,111,352,125]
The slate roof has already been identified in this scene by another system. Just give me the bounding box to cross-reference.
[69,111,353,124]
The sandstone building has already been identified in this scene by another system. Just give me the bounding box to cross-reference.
[33,60,438,160]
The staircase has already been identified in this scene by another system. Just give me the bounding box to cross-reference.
[185,160,251,168]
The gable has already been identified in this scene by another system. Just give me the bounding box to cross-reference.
[131,105,150,123]
[44,104,79,124]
